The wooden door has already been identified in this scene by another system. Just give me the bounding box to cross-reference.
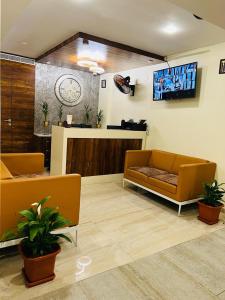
[0,60,35,153]
[11,61,35,152]
[0,60,12,152]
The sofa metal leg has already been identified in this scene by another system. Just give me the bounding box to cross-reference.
[69,229,78,247]
[74,229,78,247]
[178,205,182,216]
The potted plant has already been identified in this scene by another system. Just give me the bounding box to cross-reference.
[4,197,71,287]
[198,180,225,225]
[96,109,104,128]
[84,104,92,125]
[41,101,49,127]
[57,104,63,126]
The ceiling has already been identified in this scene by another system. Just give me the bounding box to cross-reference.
[169,0,225,30]
[1,0,225,60]
[1,0,31,41]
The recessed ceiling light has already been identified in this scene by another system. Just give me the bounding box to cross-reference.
[21,41,28,45]
[162,24,179,35]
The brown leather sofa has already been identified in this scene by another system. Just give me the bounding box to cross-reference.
[124,149,216,215]
[0,153,81,241]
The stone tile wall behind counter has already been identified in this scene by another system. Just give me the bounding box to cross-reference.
[35,63,100,134]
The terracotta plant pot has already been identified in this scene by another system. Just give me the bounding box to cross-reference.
[96,123,101,128]
[19,242,61,287]
[198,201,223,225]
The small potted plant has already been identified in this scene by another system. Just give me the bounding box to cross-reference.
[198,180,225,225]
[57,104,63,126]
[41,101,49,127]
[96,109,104,128]
[84,104,92,125]
[3,197,71,287]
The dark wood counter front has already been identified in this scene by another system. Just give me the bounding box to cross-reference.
[66,138,142,176]
[50,126,146,176]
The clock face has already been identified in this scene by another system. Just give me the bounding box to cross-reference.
[55,75,83,106]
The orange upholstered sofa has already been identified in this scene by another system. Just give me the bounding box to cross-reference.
[0,153,81,246]
[123,149,216,215]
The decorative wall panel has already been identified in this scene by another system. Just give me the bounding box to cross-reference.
[35,63,100,134]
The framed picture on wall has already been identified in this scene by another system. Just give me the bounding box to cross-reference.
[101,79,106,88]
[219,59,225,74]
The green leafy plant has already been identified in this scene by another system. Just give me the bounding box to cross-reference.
[58,104,63,122]
[96,109,104,125]
[3,197,71,257]
[201,180,225,207]
[84,104,92,124]
[41,101,49,121]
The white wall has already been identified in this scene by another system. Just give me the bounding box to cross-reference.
[98,42,225,182]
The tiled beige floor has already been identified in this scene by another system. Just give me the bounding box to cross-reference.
[32,227,225,300]
[0,181,224,300]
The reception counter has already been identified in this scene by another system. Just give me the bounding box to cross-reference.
[50,126,147,176]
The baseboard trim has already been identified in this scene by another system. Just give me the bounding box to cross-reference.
[82,173,123,184]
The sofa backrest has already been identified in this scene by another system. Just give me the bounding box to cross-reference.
[0,160,13,180]
[171,154,207,174]
[149,150,176,172]
[149,150,209,174]
[1,153,44,176]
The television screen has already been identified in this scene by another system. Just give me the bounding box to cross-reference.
[153,62,198,101]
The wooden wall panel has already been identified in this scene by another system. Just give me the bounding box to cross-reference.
[66,138,142,176]
[0,60,35,153]
[37,32,164,73]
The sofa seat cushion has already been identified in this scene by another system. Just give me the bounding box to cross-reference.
[0,160,13,180]
[129,166,168,177]
[126,168,148,182]
[126,166,177,194]
[13,170,49,179]
[146,176,177,194]
[153,173,178,186]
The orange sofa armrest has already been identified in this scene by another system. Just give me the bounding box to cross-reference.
[0,174,81,238]
[176,162,216,201]
[1,153,45,175]
[124,150,151,172]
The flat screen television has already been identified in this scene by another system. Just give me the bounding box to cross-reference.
[153,62,198,101]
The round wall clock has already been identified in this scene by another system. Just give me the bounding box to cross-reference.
[54,74,83,106]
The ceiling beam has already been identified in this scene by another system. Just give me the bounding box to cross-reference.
[36,32,165,62]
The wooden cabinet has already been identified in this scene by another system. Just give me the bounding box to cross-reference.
[0,60,35,153]
[33,135,52,169]
[66,138,142,176]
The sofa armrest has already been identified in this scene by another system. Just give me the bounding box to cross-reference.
[0,174,81,237]
[124,150,151,172]
[1,153,44,175]
[176,162,216,201]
